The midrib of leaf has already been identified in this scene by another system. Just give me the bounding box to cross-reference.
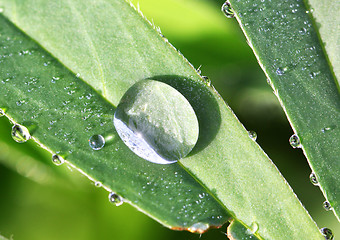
[0,0,324,239]
[229,0,340,223]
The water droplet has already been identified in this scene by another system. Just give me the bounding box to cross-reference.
[250,222,259,233]
[202,76,211,86]
[94,181,102,187]
[0,7,4,13]
[89,134,105,150]
[248,131,257,141]
[289,134,301,148]
[0,108,5,117]
[52,154,65,166]
[114,80,199,164]
[276,67,287,75]
[320,228,334,240]
[108,192,124,206]
[309,172,319,185]
[188,222,209,234]
[221,1,235,18]
[323,201,332,211]
[321,127,332,133]
[11,124,31,143]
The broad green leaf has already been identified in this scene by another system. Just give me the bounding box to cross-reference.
[0,0,324,239]
[228,0,340,222]
[0,15,230,230]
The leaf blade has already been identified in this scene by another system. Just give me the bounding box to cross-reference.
[229,0,340,223]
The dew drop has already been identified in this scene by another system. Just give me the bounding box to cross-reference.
[221,1,235,18]
[323,201,332,211]
[248,131,257,141]
[0,108,5,117]
[276,67,287,75]
[309,172,319,186]
[52,154,65,166]
[114,80,199,164]
[321,127,332,133]
[108,192,124,206]
[250,222,259,233]
[320,228,334,240]
[94,181,102,188]
[11,124,31,143]
[289,134,301,148]
[89,134,105,150]
[202,76,211,86]
[188,222,209,234]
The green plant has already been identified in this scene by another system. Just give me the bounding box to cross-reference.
[0,0,338,239]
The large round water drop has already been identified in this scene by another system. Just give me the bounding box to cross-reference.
[114,80,199,164]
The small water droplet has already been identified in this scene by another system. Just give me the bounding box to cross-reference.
[202,76,211,86]
[248,131,257,141]
[94,181,102,187]
[320,228,334,240]
[323,201,332,211]
[89,134,105,150]
[52,154,65,166]
[11,124,31,143]
[289,134,301,148]
[309,172,319,186]
[276,67,287,75]
[250,222,259,233]
[188,222,209,234]
[108,192,124,206]
[321,127,332,133]
[0,108,5,117]
[221,1,235,18]
[76,73,80,78]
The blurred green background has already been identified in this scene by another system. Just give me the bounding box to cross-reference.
[0,0,338,239]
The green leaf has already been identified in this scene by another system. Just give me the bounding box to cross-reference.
[306,0,340,85]
[0,0,324,238]
[228,0,340,222]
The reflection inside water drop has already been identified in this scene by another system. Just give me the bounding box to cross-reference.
[114,117,177,164]
[320,227,334,240]
[11,124,31,143]
[289,134,301,148]
[323,201,332,211]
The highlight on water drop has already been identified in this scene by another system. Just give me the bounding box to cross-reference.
[289,134,301,148]
[108,192,124,206]
[52,154,65,166]
[11,124,31,143]
[221,1,235,18]
[89,134,105,150]
[113,80,199,165]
